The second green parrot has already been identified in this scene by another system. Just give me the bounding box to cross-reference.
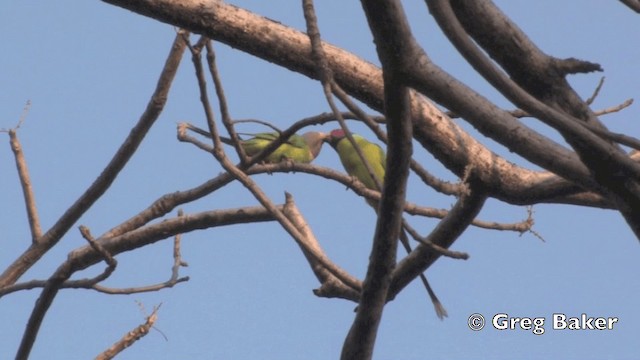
[327,128,448,319]
[326,129,386,194]
[221,131,328,164]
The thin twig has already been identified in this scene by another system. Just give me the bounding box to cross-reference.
[303,0,383,195]
[78,226,117,285]
[8,128,42,243]
[585,76,605,105]
[107,109,350,242]
[0,30,189,288]
[449,97,633,120]
[402,221,469,260]
[0,206,279,299]
[231,119,283,132]
[188,39,362,291]
[89,211,190,295]
[95,304,161,360]
[283,193,362,300]
[594,98,634,116]
[247,160,536,232]
[389,184,488,300]
[204,39,249,163]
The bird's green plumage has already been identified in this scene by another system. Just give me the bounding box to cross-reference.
[222,131,327,164]
[327,129,448,319]
[330,131,386,191]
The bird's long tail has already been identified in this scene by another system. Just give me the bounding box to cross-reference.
[399,228,448,320]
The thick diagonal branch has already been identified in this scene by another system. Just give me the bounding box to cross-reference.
[100,0,602,208]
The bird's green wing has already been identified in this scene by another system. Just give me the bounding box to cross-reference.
[240,132,314,163]
[334,135,386,190]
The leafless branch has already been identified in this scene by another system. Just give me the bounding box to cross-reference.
[595,98,634,116]
[302,5,452,324]
[232,118,283,132]
[282,193,362,300]
[0,30,188,288]
[100,0,614,210]
[90,211,190,295]
[402,221,469,260]
[13,203,276,359]
[8,128,42,243]
[433,0,640,237]
[181,111,367,143]
[204,160,543,233]
[95,304,161,360]
[187,39,363,292]
[0,207,277,298]
[78,226,117,286]
[389,183,488,300]
[342,1,415,357]
[303,0,386,198]
[16,263,74,359]
[449,97,633,120]
[204,40,249,164]
[620,0,640,13]
[586,76,605,105]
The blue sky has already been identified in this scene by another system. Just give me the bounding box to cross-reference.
[1,1,639,359]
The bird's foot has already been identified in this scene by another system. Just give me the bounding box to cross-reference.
[280,156,296,172]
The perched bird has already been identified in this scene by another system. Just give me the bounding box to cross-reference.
[326,129,386,195]
[327,128,448,319]
[220,131,328,164]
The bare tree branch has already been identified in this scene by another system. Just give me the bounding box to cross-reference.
[585,76,605,105]
[204,40,250,164]
[78,226,117,286]
[302,0,385,202]
[595,98,634,116]
[389,183,488,300]
[0,206,279,298]
[100,0,594,209]
[95,304,161,360]
[6,1,637,357]
[187,39,363,292]
[431,0,640,238]
[342,1,415,357]
[620,0,640,13]
[282,193,362,300]
[13,205,276,359]
[0,30,189,288]
[90,211,189,295]
[8,128,42,243]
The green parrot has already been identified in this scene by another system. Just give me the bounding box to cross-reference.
[327,128,448,319]
[220,131,328,164]
[326,129,386,194]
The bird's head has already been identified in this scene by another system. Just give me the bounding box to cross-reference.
[302,131,330,158]
[327,128,347,148]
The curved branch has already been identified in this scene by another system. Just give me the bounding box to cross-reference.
[0,31,188,288]
[100,0,594,209]
[389,182,488,299]
[427,0,640,238]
